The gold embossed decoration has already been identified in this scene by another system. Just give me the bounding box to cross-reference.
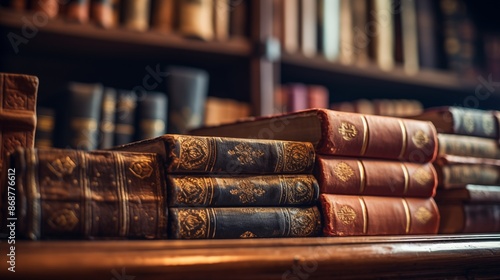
[283,143,312,172]
[179,137,210,171]
[334,162,354,182]
[227,143,264,165]
[290,208,318,236]
[483,114,495,136]
[176,177,206,205]
[48,156,77,177]
[337,205,357,225]
[338,122,358,141]
[178,209,208,239]
[412,130,429,148]
[463,113,475,133]
[129,160,153,179]
[414,167,432,185]
[229,181,266,204]
[414,207,433,224]
[240,231,257,238]
[289,177,314,204]
[48,209,79,232]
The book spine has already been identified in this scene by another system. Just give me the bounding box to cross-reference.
[299,0,317,57]
[122,0,151,31]
[151,0,174,33]
[285,84,308,112]
[66,0,90,23]
[12,148,168,240]
[165,134,316,174]
[114,90,136,146]
[438,134,500,159]
[98,88,116,149]
[228,0,247,38]
[320,194,440,236]
[436,164,500,189]
[166,66,209,134]
[415,0,438,68]
[317,110,438,163]
[169,206,321,239]
[435,185,500,203]
[317,0,340,61]
[401,0,419,74]
[213,0,229,40]
[449,107,498,139]
[339,0,353,64]
[35,107,55,149]
[352,0,368,66]
[316,156,437,197]
[32,0,59,18]
[136,91,168,140]
[91,0,114,28]
[282,0,299,53]
[168,174,319,207]
[371,0,395,71]
[439,203,500,233]
[178,0,214,40]
[307,85,329,109]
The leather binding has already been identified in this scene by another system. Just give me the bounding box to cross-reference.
[435,185,500,203]
[113,134,316,174]
[438,133,500,159]
[113,90,136,146]
[299,0,317,57]
[35,107,55,148]
[98,87,116,149]
[315,155,438,197]
[415,0,439,69]
[32,0,59,18]
[317,0,340,61]
[151,0,174,33]
[169,206,321,239]
[136,91,168,141]
[411,107,499,139]
[352,0,368,65]
[91,0,114,28]
[229,0,247,39]
[166,66,209,134]
[439,203,500,233]
[178,0,214,40]
[370,0,395,71]
[63,82,103,150]
[190,108,438,163]
[122,0,151,31]
[66,0,90,23]
[285,84,308,112]
[168,174,319,207]
[435,163,500,189]
[213,0,229,41]
[320,194,440,236]
[11,148,167,240]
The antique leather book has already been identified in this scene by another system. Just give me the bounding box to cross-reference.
[177,0,214,40]
[410,107,499,139]
[438,133,500,159]
[213,0,229,41]
[435,155,500,189]
[435,185,500,203]
[10,148,167,240]
[169,206,321,239]
[0,73,38,179]
[122,0,151,31]
[168,174,319,207]
[113,90,136,146]
[315,156,438,197]
[91,0,114,28]
[98,87,116,149]
[190,108,438,163]
[370,0,395,71]
[136,91,168,141]
[151,0,174,33]
[113,134,316,174]
[438,203,500,234]
[299,0,317,57]
[320,194,440,236]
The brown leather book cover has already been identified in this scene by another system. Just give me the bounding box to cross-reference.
[151,0,174,33]
[438,203,500,234]
[320,194,440,236]
[32,0,59,18]
[369,0,395,71]
[169,206,322,239]
[178,0,214,40]
[438,133,500,159]
[0,73,38,179]
[316,156,437,197]
[213,0,229,41]
[168,174,319,207]
[435,185,500,203]
[113,134,316,174]
[434,155,500,189]
[123,0,151,31]
[190,108,438,163]
[66,0,90,23]
[299,0,317,57]
[10,148,167,240]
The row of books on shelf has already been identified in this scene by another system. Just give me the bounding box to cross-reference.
[2,73,500,240]
[276,0,499,78]
[1,0,248,41]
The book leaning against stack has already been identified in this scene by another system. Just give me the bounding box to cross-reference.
[411,107,500,233]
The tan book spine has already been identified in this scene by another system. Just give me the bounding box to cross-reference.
[372,0,395,71]
[299,0,317,56]
[282,0,299,53]
[339,0,354,64]
[213,0,229,40]
[178,0,214,40]
[123,0,151,31]
[401,0,419,74]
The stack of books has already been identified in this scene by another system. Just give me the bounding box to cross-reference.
[190,108,441,236]
[412,107,500,233]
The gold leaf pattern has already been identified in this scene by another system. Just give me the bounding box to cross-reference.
[176,177,207,205]
[227,143,264,165]
[179,137,210,170]
[283,142,313,172]
[129,160,153,179]
[463,113,475,133]
[337,205,357,225]
[48,156,77,177]
[414,167,432,185]
[334,162,354,182]
[483,114,495,136]
[229,181,266,204]
[178,209,208,239]
[290,207,320,236]
[288,177,314,204]
[48,209,79,231]
[338,122,358,141]
[414,207,433,224]
[240,231,257,238]
[412,130,429,148]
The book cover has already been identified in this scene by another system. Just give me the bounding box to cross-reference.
[178,0,214,40]
[136,91,168,141]
[113,90,136,146]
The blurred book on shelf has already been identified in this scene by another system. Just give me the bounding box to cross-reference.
[330,99,423,117]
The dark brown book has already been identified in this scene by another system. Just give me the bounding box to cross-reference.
[190,108,438,163]
[8,148,167,240]
[411,107,499,139]
[98,87,116,149]
[177,0,214,40]
[169,206,321,239]
[0,73,38,179]
[415,0,439,69]
[400,0,419,74]
[438,133,500,159]
[435,184,500,203]
[9,0,26,10]
[320,194,440,236]
[228,0,247,39]
[434,155,500,189]
[66,0,90,23]
[122,0,151,31]
[32,0,59,18]
[316,156,438,197]
[151,0,174,33]
[438,203,500,233]
[91,0,114,28]
[168,174,319,207]
[213,0,229,41]
[113,134,316,174]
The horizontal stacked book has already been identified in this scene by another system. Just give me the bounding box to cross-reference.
[412,107,500,233]
[190,108,441,236]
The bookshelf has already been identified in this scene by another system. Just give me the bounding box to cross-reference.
[2,234,500,279]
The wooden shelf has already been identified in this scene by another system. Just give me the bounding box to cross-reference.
[0,9,251,61]
[2,234,500,279]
